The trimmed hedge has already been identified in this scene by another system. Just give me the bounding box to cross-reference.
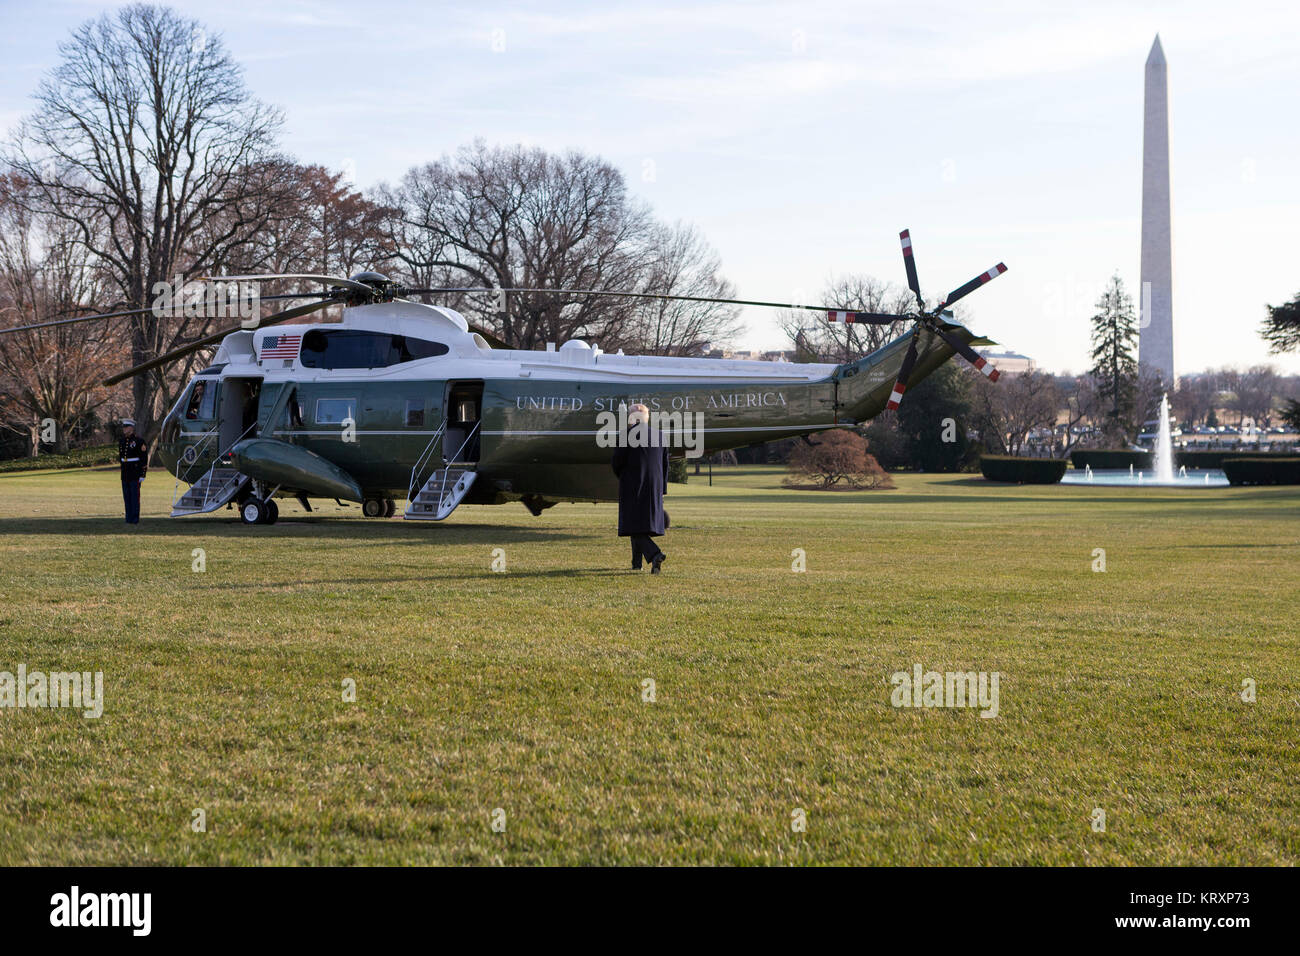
[1222,457,1300,486]
[1175,450,1289,469]
[1071,448,1294,470]
[980,456,1067,484]
[0,444,119,473]
[1070,449,1151,470]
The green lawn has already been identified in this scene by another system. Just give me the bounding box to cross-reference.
[1,464,1297,865]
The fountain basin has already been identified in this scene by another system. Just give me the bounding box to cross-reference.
[1061,468,1229,487]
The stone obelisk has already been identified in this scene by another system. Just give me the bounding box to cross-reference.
[1139,34,1175,384]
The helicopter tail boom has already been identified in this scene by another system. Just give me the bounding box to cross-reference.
[832,321,995,424]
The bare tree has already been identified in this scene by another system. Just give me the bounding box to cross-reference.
[381,141,653,349]
[1171,371,1218,429]
[4,4,285,437]
[211,161,395,325]
[778,274,913,363]
[1055,373,1100,456]
[0,173,123,452]
[1234,365,1281,428]
[971,369,1060,456]
[1134,362,1170,435]
[615,221,742,356]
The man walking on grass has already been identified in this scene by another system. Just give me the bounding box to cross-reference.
[611,403,670,573]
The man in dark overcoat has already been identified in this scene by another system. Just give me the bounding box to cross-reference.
[611,403,670,573]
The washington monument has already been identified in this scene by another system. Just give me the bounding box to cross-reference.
[1140,34,1175,384]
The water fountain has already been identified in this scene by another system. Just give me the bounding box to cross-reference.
[1152,393,1175,482]
[1061,392,1229,487]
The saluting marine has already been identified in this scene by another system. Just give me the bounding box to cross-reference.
[118,418,148,525]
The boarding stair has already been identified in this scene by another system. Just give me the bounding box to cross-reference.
[404,421,480,521]
[170,423,255,517]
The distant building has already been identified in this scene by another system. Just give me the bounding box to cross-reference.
[976,348,1036,375]
[704,348,798,362]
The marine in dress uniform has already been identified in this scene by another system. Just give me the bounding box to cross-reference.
[118,419,147,524]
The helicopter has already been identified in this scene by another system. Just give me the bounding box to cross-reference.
[1,230,1006,525]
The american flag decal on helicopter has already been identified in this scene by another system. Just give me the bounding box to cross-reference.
[260,333,302,359]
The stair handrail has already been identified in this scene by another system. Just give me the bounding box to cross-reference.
[172,426,221,511]
[435,420,481,515]
[173,421,257,514]
[204,421,258,510]
[408,420,448,505]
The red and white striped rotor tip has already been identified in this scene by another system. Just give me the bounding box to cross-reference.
[972,355,1001,382]
[827,310,853,323]
[886,383,906,410]
[899,230,913,256]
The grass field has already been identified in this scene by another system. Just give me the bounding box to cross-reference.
[1,464,1297,865]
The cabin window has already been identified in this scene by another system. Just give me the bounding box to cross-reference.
[299,330,449,369]
[185,380,219,420]
[404,399,425,427]
[315,397,356,425]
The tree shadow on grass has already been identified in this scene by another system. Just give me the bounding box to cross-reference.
[0,515,586,546]
[187,567,635,591]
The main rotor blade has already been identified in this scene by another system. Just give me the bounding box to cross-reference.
[200,273,373,294]
[403,286,887,314]
[0,292,332,337]
[932,325,1001,382]
[886,332,921,411]
[826,310,907,325]
[939,263,1007,309]
[101,299,333,386]
[900,229,923,310]
[0,306,157,336]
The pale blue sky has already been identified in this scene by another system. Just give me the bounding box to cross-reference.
[2,0,1298,373]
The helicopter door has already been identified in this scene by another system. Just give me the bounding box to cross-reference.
[218,377,263,450]
[444,381,483,463]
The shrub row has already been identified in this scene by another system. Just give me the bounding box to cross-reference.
[0,444,118,473]
[1222,457,1300,486]
[980,456,1067,484]
[1175,450,1287,469]
[1069,449,1150,470]
[1070,449,1291,470]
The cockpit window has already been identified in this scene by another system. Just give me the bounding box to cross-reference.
[299,330,449,369]
[185,380,218,420]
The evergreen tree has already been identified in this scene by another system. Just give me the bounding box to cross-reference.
[1260,293,1300,354]
[1089,274,1139,444]
[894,363,976,471]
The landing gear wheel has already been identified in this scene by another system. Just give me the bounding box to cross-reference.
[383,498,396,518]
[263,499,279,525]
[240,498,266,525]
[362,497,385,518]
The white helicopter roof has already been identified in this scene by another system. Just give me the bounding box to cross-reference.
[209,299,836,385]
